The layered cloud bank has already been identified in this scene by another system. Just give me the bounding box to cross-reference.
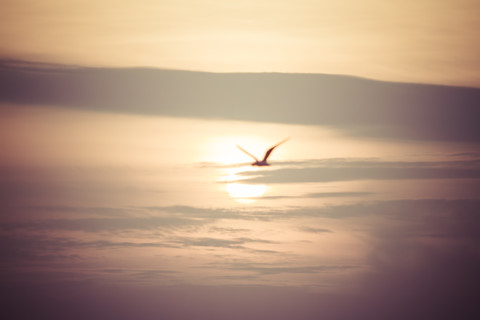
[2,199,479,319]
[2,60,480,142]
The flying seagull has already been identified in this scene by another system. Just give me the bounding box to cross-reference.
[237,138,289,166]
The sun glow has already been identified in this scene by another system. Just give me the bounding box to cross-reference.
[206,134,290,203]
[202,135,278,165]
[226,183,267,204]
[221,166,267,203]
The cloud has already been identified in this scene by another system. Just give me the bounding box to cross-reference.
[2,215,207,233]
[4,199,478,274]
[0,233,178,263]
[148,205,283,222]
[221,262,355,276]
[305,191,373,197]
[208,226,251,234]
[5,198,480,236]
[448,151,480,158]
[298,227,333,234]
[237,158,480,184]
[2,59,480,142]
[1,197,479,319]
[169,236,276,249]
[0,233,83,263]
[259,191,375,200]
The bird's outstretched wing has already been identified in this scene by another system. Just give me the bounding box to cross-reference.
[236,145,259,162]
[262,138,289,162]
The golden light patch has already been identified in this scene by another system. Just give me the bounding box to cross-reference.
[226,182,267,204]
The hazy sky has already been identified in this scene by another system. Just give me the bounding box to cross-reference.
[2,100,480,319]
[1,1,480,319]
[1,68,480,319]
[1,0,480,86]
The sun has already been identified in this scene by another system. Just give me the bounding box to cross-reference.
[221,166,267,203]
[226,182,267,204]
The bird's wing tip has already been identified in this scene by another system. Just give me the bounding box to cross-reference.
[236,144,258,161]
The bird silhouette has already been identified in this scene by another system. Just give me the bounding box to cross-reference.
[237,138,289,166]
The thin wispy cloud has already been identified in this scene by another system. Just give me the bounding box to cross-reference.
[222,262,358,276]
[5,198,480,234]
[2,216,206,233]
[2,198,479,319]
[170,236,276,250]
[237,158,480,183]
[298,227,333,234]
